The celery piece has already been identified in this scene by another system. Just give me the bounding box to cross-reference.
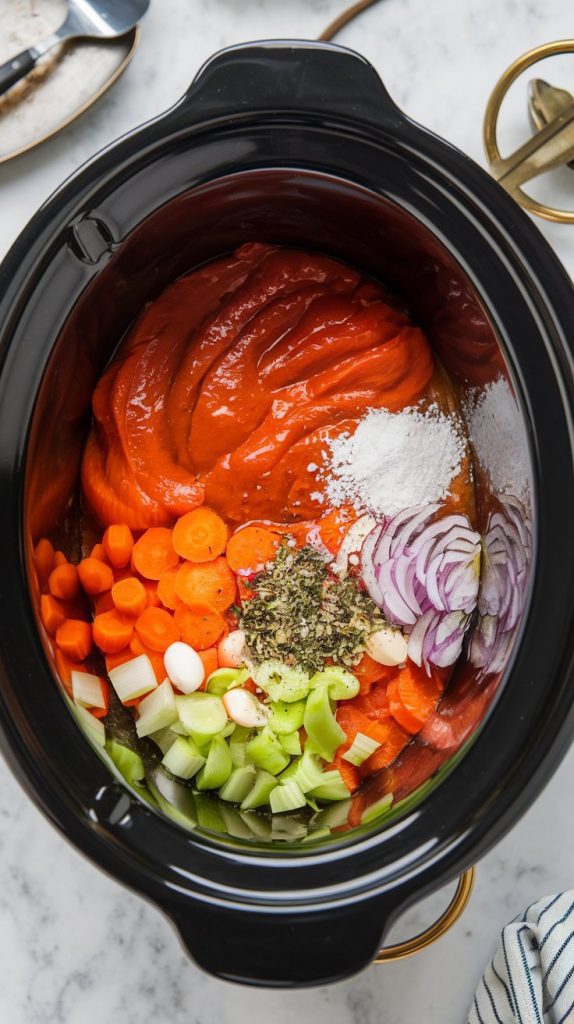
[277,759,299,783]
[309,667,360,701]
[195,735,233,790]
[360,793,394,826]
[220,721,236,739]
[162,736,205,780]
[279,731,302,756]
[176,692,227,739]
[246,727,290,775]
[73,703,106,747]
[240,769,278,809]
[292,749,325,793]
[136,680,178,738]
[270,780,306,814]
[229,725,250,767]
[311,770,350,802]
[219,764,257,803]
[269,699,306,735]
[194,794,226,833]
[303,684,345,761]
[108,654,157,703]
[206,667,249,695]
[311,799,352,830]
[150,726,180,756]
[342,732,381,767]
[255,661,310,703]
[105,738,145,785]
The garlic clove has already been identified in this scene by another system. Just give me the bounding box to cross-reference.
[218,629,247,669]
[164,641,205,693]
[366,626,409,667]
[222,688,270,728]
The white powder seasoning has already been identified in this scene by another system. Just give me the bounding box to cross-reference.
[321,405,465,517]
[464,376,530,504]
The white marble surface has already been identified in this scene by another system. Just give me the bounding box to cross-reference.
[1,0,574,1020]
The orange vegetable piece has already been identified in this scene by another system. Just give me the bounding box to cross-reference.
[129,635,166,682]
[94,591,115,615]
[54,649,83,696]
[336,704,393,748]
[325,754,360,794]
[359,717,410,776]
[226,526,280,575]
[352,681,390,720]
[157,566,183,611]
[40,594,67,635]
[131,527,178,580]
[90,543,108,562]
[135,607,179,653]
[236,577,254,604]
[111,577,146,618]
[142,580,161,608]
[105,649,134,674]
[103,524,134,569]
[77,557,114,595]
[387,662,444,735]
[53,550,67,568]
[34,538,54,586]
[48,562,79,601]
[173,603,225,651]
[93,610,133,654]
[198,647,219,678]
[353,654,397,695]
[55,619,92,661]
[172,508,228,563]
[175,557,236,612]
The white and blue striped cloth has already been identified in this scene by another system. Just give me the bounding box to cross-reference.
[468,893,574,1024]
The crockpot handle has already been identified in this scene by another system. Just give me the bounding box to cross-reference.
[168,40,403,130]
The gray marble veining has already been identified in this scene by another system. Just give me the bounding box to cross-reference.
[1,0,573,1021]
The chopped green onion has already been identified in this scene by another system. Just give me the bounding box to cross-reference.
[255,661,310,703]
[240,769,278,809]
[342,732,381,766]
[246,727,290,775]
[161,736,205,780]
[311,769,350,802]
[136,679,177,738]
[73,703,106,747]
[195,735,233,790]
[279,731,302,756]
[269,699,306,734]
[270,780,306,813]
[219,764,257,803]
[303,684,345,761]
[105,738,145,785]
[206,667,249,695]
[176,692,227,740]
[309,667,360,700]
[360,793,394,825]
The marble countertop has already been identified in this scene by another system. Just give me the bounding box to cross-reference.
[1,0,574,1020]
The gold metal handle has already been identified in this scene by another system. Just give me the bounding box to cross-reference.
[483,40,574,223]
[374,866,475,963]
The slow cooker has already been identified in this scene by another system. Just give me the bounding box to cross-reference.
[1,40,574,987]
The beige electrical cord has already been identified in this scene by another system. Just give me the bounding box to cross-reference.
[318,0,382,42]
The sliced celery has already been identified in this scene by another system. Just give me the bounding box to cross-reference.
[206,667,249,695]
[309,667,360,700]
[360,793,394,825]
[292,749,325,793]
[105,738,145,785]
[342,731,381,766]
[136,679,178,738]
[195,735,233,790]
[150,726,179,756]
[255,661,310,703]
[269,699,306,735]
[246,727,290,775]
[219,764,257,803]
[162,736,205,780]
[220,721,236,739]
[176,692,227,739]
[240,769,278,809]
[303,684,345,761]
[229,724,251,767]
[270,780,306,814]
[279,731,302,756]
[73,703,106,747]
[311,770,350,802]
[108,654,157,703]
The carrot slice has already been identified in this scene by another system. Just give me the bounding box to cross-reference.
[53,551,67,568]
[387,662,444,735]
[55,619,92,661]
[34,538,54,586]
[77,557,114,595]
[353,653,397,695]
[48,563,79,601]
[236,577,255,604]
[325,754,360,794]
[359,717,410,776]
[93,610,133,654]
[172,508,228,563]
[54,649,83,696]
[336,704,393,747]
[198,647,219,678]
[226,526,280,575]
[94,590,115,615]
[173,602,225,650]
[135,607,179,652]
[352,681,390,720]
[105,649,134,674]
[129,635,166,682]
[142,580,161,608]
[175,557,236,612]
[40,594,67,636]
[103,524,134,569]
[157,566,183,611]
[131,527,178,580]
[90,543,108,562]
[111,577,146,618]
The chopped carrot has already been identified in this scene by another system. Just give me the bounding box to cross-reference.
[111,576,146,618]
[359,717,410,776]
[131,527,178,580]
[336,704,393,748]
[105,649,134,674]
[173,602,225,650]
[172,508,228,563]
[90,542,108,562]
[243,678,259,695]
[142,580,161,608]
[34,538,54,586]
[40,594,67,635]
[77,556,114,595]
[103,524,134,569]
[175,557,236,611]
[236,577,255,604]
[129,635,166,682]
[94,590,115,615]
[93,610,133,654]
[135,607,179,652]
[198,647,219,678]
[387,662,444,734]
[157,566,183,611]
[55,619,92,661]
[226,526,280,575]
[54,649,83,696]
[353,653,397,695]
[352,681,390,720]
[325,754,360,794]
[348,794,366,828]
[53,550,67,568]
[48,562,79,601]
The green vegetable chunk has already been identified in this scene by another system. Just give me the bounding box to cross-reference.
[311,769,350,802]
[270,780,306,814]
[256,662,310,703]
[161,737,205,780]
[303,684,346,761]
[176,692,227,740]
[279,731,302,756]
[195,735,233,790]
[269,699,306,734]
[219,764,257,803]
[240,769,278,809]
[105,738,145,785]
[206,667,249,695]
[246,727,290,775]
[309,667,360,700]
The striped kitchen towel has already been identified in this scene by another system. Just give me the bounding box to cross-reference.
[468,892,574,1023]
